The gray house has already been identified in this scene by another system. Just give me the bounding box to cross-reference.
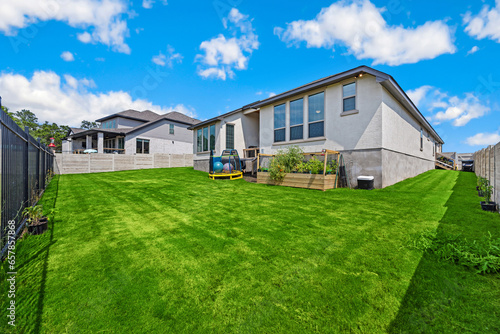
[189,66,444,188]
[63,109,200,155]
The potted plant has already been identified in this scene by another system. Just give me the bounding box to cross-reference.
[478,178,488,197]
[22,205,48,235]
[480,184,497,212]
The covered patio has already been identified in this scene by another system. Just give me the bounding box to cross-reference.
[68,129,126,154]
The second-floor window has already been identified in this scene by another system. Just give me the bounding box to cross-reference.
[169,124,174,134]
[343,82,356,112]
[308,92,324,138]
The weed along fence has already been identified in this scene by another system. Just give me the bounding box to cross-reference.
[54,153,193,174]
[0,104,55,256]
[257,149,347,191]
[473,142,500,208]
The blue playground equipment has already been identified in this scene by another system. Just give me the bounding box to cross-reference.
[209,149,243,180]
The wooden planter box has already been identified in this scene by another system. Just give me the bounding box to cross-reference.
[257,172,337,191]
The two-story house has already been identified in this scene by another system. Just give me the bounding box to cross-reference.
[189,66,444,188]
[63,109,200,155]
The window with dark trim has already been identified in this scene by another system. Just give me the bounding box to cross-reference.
[226,124,234,150]
[197,125,216,153]
[169,124,174,134]
[203,127,209,152]
[209,124,215,151]
[343,82,356,112]
[308,92,324,138]
[197,129,202,152]
[274,103,286,142]
[420,129,423,151]
[136,139,150,154]
[290,98,303,141]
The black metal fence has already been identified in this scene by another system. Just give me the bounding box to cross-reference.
[1,101,55,254]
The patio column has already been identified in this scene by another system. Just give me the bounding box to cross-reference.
[98,132,104,153]
[86,135,92,150]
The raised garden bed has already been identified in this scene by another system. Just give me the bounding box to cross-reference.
[257,172,337,191]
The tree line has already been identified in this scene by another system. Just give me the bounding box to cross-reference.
[1,105,97,151]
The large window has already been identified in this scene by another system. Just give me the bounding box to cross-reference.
[197,129,202,152]
[136,139,150,154]
[290,98,303,141]
[210,124,215,151]
[343,82,356,112]
[274,103,286,142]
[203,127,209,152]
[226,124,234,150]
[169,124,174,134]
[308,92,324,138]
[117,137,124,150]
[197,125,216,153]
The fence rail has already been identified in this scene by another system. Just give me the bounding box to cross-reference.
[1,103,55,255]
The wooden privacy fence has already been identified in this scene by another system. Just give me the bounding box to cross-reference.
[0,103,55,256]
[55,153,194,174]
[473,142,500,206]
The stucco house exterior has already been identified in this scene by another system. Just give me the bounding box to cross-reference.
[189,66,444,188]
[62,109,200,155]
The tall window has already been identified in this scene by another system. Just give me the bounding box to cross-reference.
[118,137,124,150]
[226,124,234,150]
[274,103,286,142]
[420,129,423,151]
[210,124,216,151]
[169,124,174,134]
[203,127,209,152]
[136,139,150,154]
[343,82,356,112]
[197,125,216,152]
[290,98,303,141]
[197,129,202,152]
[308,92,324,138]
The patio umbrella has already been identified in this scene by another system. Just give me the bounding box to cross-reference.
[83,149,98,154]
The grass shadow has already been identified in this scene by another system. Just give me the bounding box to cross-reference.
[387,172,500,333]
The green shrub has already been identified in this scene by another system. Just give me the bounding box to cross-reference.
[268,146,304,181]
[407,231,500,274]
[306,157,324,174]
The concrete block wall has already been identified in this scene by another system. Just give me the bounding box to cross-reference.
[473,143,499,206]
[55,153,194,175]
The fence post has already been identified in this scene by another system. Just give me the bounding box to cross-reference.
[24,126,30,206]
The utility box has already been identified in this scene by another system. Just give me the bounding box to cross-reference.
[357,176,374,190]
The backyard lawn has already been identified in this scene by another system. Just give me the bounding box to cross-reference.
[1,168,500,333]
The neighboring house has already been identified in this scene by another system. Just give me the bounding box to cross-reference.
[189,66,444,188]
[62,110,200,155]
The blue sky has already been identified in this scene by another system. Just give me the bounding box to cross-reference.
[0,0,499,153]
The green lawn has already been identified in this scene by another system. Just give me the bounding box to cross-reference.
[2,168,499,333]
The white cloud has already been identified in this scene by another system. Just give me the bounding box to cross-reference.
[410,86,491,127]
[466,45,479,55]
[196,8,259,80]
[464,1,500,43]
[142,0,167,9]
[0,0,131,54]
[0,71,196,126]
[60,51,75,62]
[152,46,183,67]
[268,92,277,98]
[407,85,432,107]
[466,132,500,146]
[275,0,456,66]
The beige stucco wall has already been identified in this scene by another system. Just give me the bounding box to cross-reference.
[258,75,383,155]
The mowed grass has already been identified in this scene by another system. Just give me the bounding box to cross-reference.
[1,168,499,333]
